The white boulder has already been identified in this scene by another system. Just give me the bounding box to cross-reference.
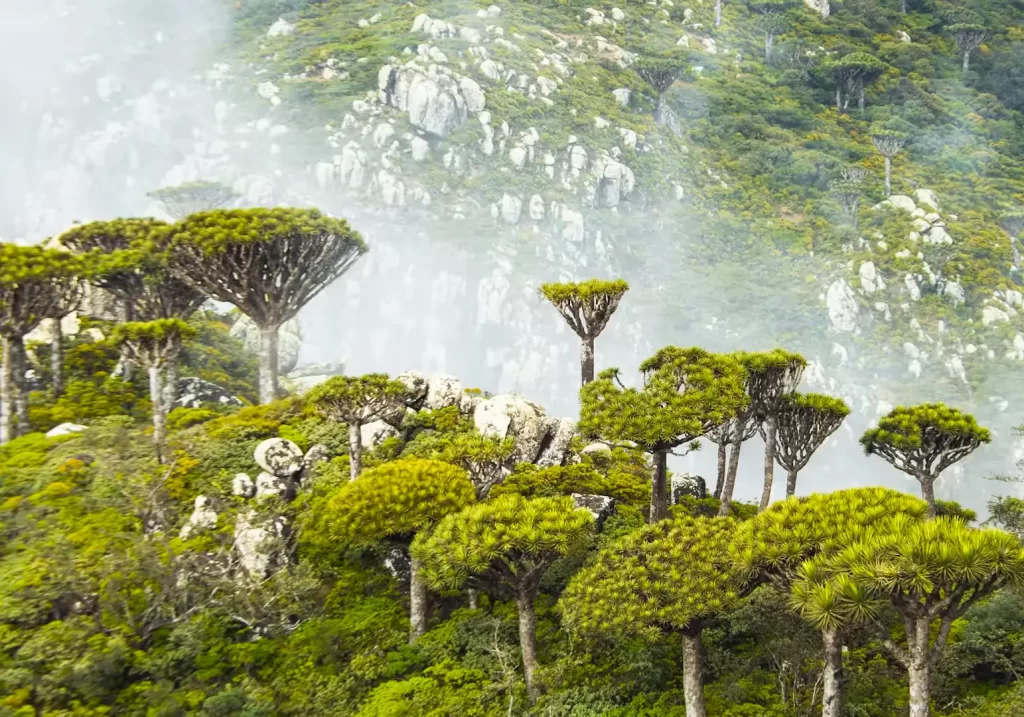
[254,438,304,477]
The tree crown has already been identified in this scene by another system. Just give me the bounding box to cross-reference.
[58,218,167,255]
[560,515,739,640]
[111,319,197,347]
[539,279,629,306]
[860,403,990,477]
[732,348,807,411]
[308,374,410,424]
[411,494,594,592]
[312,459,476,547]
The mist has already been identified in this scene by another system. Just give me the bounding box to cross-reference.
[2,0,1020,517]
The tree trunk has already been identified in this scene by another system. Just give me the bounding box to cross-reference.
[901,0,906,12]
[759,417,777,511]
[0,337,13,445]
[962,51,970,73]
[258,324,280,405]
[468,588,479,610]
[409,555,428,642]
[717,424,744,516]
[51,318,64,398]
[920,476,936,519]
[682,629,707,717]
[715,0,722,26]
[908,618,932,717]
[516,587,541,702]
[765,32,772,60]
[713,439,728,499]
[348,421,363,481]
[822,628,843,717]
[162,355,179,415]
[884,156,892,196]
[149,365,166,464]
[651,449,670,523]
[580,335,595,387]
[836,88,842,112]
[13,341,29,436]
[858,84,865,112]
[786,468,799,497]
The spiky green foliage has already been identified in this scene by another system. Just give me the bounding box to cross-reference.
[413,494,594,595]
[307,374,409,425]
[0,244,84,337]
[539,279,629,307]
[312,459,475,546]
[828,52,888,110]
[111,320,197,369]
[772,392,850,487]
[561,515,738,640]
[147,181,239,220]
[581,348,748,451]
[634,52,689,95]
[860,404,990,513]
[163,208,367,327]
[491,463,649,506]
[428,431,515,499]
[731,349,807,413]
[729,487,929,590]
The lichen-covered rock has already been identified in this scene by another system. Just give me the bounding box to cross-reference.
[254,438,304,477]
[46,422,87,438]
[361,419,399,449]
[300,444,332,485]
[474,393,549,463]
[571,493,615,527]
[179,495,218,539]
[175,377,243,409]
[537,417,576,467]
[234,510,288,577]
[255,472,289,501]
[233,473,255,498]
[230,315,302,374]
[671,474,707,502]
[396,370,430,406]
[378,64,470,138]
[425,374,463,410]
[826,279,859,333]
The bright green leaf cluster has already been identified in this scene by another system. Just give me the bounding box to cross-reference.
[110,319,197,368]
[308,374,410,424]
[314,459,476,547]
[491,463,649,506]
[560,515,739,640]
[0,244,84,337]
[165,207,365,255]
[539,279,629,305]
[412,494,594,594]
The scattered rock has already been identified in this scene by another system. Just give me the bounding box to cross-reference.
[671,474,707,502]
[983,305,1011,326]
[285,361,347,396]
[425,374,463,410]
[887,195,917,213]
[537,417,577,468]
[826,279,859,333]
[234,510,288,577]
[255,472,290,502]
[254,438,304,477]
[233,473,255,498]
[397,370,430,405]
[571,493,615,527]
[474,394,549,464]
[300,444,332,485]
[914,188,939,210]
[361,419,400,449]
[46,423,87,438]
[267,18,295,37]
[179,495,218,539]
[499,193,522,224]
[175,377,243,409]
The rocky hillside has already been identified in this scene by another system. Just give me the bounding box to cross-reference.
[6,0,1024,438]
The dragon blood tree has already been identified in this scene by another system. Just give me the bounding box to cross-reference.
[164,208,367,404]
[579,347,747,523]
[112,319,197,463]
[730,488,929,717]
[769,392,849,497]
[539,278,629,386]
[413,494,594,701]
[860,403,990,518]
[0,243,83,444]
[562,515,739,717]
[792,515,1024,717]
[147,181,239,220]
[305,459,475,642]
[307,373,410,480]
[707,415,760,501]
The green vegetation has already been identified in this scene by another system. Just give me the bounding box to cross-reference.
[539,279,629,386]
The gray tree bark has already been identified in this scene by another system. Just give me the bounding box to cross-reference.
[651,449,670,522]
[348,421,363,481]
[908,619,932,717]
[162,356,179,415]
[682,630,707,717]
[717,423,744,516]
[51,319,65,398]
[786,468,799,498]
[580,335,595,386]
[149,365,166,464]
[517,587,541,702]
[822,628,843,717]
[962,51,970,73]
[713,439,728,499]
[0,337,14,445]
[884,156,892,196]
[759,417,778,511]
[13,341,28,437]
[919,475,936,519]
[715,0,722,26]
[409,555,428,642]
[258,324,279,405]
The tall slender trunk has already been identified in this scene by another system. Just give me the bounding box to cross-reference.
[836,88,842,112]
[516,587,540,703]
[13,340,28,437]
[713,439,728,499]
[468,588,479,610]
[120,301,136,382]
[409,555,428,642]
[162,355,179,415]
[759,417,777,511]
[715,0,722,26]
[0,337,13,445]
[822,628,843,717]
[919,475,936,519]
[858,84,865,112]
[717,422,744,516]
[908,618,931,717]
[884,156,892,196]
[962,52,970,73]
[149,365,166,464]
[765,32,772,60]
[786,468,799,497]
[51,319,64,398]
[650,449,669,523]
[901,0,906,12]
[682,629,707,717]
[258,324,280,405]
[348,421,363,480]
[580,335,595,387]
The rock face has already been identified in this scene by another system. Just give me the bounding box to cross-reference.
[46,423,87,438]
[474,394,550,464]
[671,474,707,502]
[300,444,332,485]
[175,378,243,409]
[571,493,615,528]
[285,361,347,396]
[179,495,218,539]
[254,438,304,477]
[233,473,255,498]
[378,64,473,138]
[361,419,400,449]
[424,374,463,410]
[537,418,576,468]
[230,316,303,374]
[826,279,859,333]
[234,510,288,577]
[255,471,290,501]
